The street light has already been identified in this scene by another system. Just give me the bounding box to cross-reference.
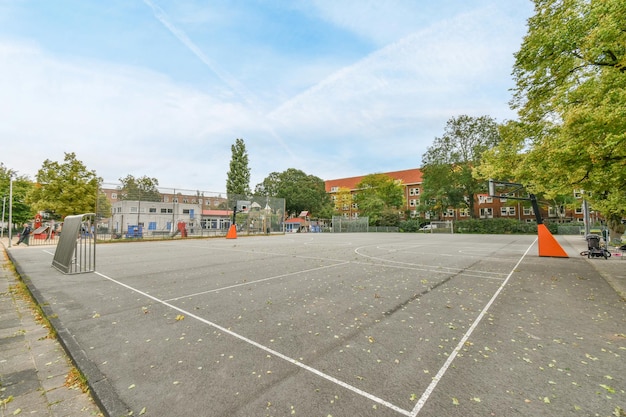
[8,174,13,247]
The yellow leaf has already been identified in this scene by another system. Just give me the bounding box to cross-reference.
[452,397,459,406]
[12,408,21,415]
[175,315,185,321]
[139,407,147,415]
[543,397,550,404]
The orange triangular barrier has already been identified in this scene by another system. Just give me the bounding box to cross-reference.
[537,224,568,257]
[226,224,237,239]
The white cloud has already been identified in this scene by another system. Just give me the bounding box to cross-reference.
[0,39,258,190]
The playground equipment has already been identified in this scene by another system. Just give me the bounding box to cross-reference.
[489,180,568,258]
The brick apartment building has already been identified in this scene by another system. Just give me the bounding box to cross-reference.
[324,168,586,223]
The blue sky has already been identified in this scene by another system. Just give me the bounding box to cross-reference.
[0,0,534,192]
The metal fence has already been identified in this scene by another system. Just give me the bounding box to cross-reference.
[331,216,370,233]
[97,185,286,241]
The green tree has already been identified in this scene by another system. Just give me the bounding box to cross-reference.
[26,152,100,219]
[118,175,161,202]
[478,0,626,238]
[226,138,251,197]
[96,190,112,221]
[421,115,500,219]
[255,168,332,217]
[354,173,404,226]
[0,163,35,228]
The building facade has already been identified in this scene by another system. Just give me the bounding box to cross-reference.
[324,169,586,223]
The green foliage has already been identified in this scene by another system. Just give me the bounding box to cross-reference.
[0,163,35,227]
[118,175,161,202]
[96,191,112,221]
[399,219,423,232]
[226,138,251,196]
[479,0,626,229]
[255,168,332,217]
[455,219,537,234]
[421,115,500,219]
[354,173,405,226]
[26,152,100,220]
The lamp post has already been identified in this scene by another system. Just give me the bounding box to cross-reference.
[1,194,6,239]
[8,174,13,247]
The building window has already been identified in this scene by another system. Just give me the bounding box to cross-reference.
[111,193,117,199]
[574,190,583,199]
[330,186,339,192]
[409,188,420,196]
[351,203,358,209]
[523,206,534,216]
[500,207,515,216]
[480,208,493,218]
[148,222,157,230]
[130,207,138,213]
[444,209,455,217]
[459,208,469,217]
[183,209,190,214]
[575,207,583,214]
[409,199,418,207]
[149,208,157,213]
[478,195,493,204]
[163,196,169,202]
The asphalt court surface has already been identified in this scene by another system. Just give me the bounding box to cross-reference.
[9,233,626,416]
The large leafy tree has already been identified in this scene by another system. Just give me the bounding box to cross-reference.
[26,152,100,219]
[255,168,332,217]
[226,138,251,197]
[354,173,404,226]
[0,163,35,227]
[421,115,500,219]
[118,175,161,202]
[477,0,626,238]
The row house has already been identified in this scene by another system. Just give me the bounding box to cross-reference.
[325,169,587,223]
[325,168,423,219]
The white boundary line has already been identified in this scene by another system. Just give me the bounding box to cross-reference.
[409,238,537,416]
[94,270,413,416]
[354,245,508,279]
[164,261,350,302]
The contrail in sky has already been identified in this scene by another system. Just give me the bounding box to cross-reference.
[142,0,295,157]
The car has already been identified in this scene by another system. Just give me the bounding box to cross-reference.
[419,224,436,232]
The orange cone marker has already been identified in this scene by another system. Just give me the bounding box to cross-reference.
[537,224,568,257]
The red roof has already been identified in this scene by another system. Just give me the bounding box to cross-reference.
[325,168,422,192]
[202,209,232,216]
[285,218,305,224]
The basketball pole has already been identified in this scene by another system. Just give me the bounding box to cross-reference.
[488,179,568,258]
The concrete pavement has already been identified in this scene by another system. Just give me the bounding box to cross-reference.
[0,233,623,416]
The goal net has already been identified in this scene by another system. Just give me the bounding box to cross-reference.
[428,220,454,233]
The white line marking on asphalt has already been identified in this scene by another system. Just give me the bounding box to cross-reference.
[354,246,508,279]
[94,270,412,416]
[164,261,350,302]
[409,238,537,416]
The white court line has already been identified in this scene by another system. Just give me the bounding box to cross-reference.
[94,270,413,416]
[164,261,350,302]
[409,238,537,416]
[354,246,507,279]
[349,260,506,281]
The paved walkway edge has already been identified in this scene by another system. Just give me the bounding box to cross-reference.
[6,250,131,417]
